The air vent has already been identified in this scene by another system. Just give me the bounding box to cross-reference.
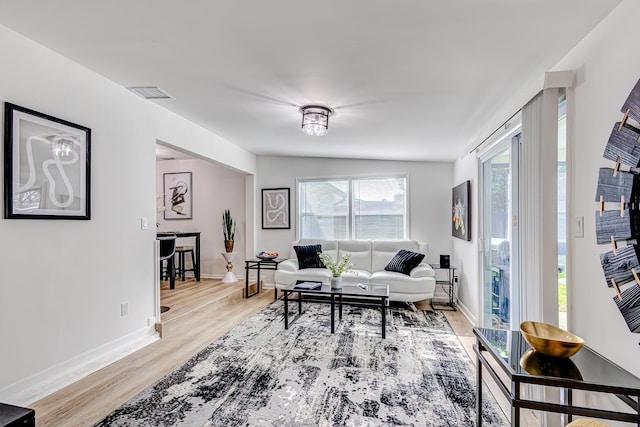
[127,86,175,100]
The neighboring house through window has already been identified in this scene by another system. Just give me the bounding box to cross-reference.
[298,176,407,240]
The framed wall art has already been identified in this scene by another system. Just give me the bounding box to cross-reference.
[262,187,290,229]
[452,180,471,241]
[4,103,91,219]
[163,172,192,219]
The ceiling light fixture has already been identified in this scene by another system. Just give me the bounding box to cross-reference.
[299,105,334,136]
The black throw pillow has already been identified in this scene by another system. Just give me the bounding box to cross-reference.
[384,249,425,275]
[294,244,326,269]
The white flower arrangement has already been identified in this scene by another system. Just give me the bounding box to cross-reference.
[318,252,355,276]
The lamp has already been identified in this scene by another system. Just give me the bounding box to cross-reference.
[300,105,334,136]
[49,135,76,157]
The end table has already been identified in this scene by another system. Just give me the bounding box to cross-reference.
[429,263,457,310]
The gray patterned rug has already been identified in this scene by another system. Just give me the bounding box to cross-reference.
[96,301,508,426]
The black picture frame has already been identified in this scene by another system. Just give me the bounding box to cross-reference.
[262,188,290,229]
[163,172,193,220]
[452,180,471,241]
[4,103,91,219]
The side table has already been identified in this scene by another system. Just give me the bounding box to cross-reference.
[429,264,456,310]
[221,252,237,283]
[244,258,285,299]
[0,403,35,427]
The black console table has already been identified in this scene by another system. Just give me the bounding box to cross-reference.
[0,403,35,427]
[473,327,640,426]
[244,258,285,299]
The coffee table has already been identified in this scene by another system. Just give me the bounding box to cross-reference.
[280,282,390,338]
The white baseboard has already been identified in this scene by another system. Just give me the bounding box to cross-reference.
[0,326,159,406]
[456,300,477,326]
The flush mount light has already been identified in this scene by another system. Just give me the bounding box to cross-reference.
[299,105,334,136]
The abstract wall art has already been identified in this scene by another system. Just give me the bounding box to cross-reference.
[4,103,91,219]
[262,188,290,229]
[452,180,471,241]
[596,78,640,333]
[163,172,192,219]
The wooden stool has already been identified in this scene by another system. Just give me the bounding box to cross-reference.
[566,419,611,427]
[175,246,195,280]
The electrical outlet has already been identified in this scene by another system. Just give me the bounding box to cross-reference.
[121,302,129,317]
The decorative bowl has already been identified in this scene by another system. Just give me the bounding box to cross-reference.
[257,251,278,260]
[520,321,584,358]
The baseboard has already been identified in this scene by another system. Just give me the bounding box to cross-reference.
[0,325,159,406]
[456,300,477,326]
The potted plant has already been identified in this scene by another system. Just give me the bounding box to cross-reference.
[222,209,236,253]
[318,252,354,289]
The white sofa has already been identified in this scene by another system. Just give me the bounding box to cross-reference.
[274,239,436,302]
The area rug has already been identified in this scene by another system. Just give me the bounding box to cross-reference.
[96,301,508,426]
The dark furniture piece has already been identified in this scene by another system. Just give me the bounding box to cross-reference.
[157,232,201,284]
[174,232,201,281]
[429,264,457,310]
[244,258,285,299]
[175,245,195,280]
[157,234,177,289]
[473,327,640,426]
[280,283,390,338]
[0,403,35,427]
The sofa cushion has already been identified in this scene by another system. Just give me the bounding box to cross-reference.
[290,239,338,263]
[384,249,425,275]
[294,244,325,269]
[372,240,421,272]
[338,240,372,272]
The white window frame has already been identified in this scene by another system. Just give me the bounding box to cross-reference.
[297,174,409,241]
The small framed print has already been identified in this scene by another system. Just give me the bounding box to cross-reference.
[262,188,290,229]
[4,103,91,219]
[163,172,192,220]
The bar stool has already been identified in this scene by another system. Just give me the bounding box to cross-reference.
[175,245,196,280]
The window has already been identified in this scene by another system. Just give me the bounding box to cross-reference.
[298,176,407,240]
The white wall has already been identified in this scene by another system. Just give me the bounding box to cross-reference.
[255,156,453,282]
[0,24,256,404]
[549,0,640,379]
[451,155,479,323]
[156,158,247,278]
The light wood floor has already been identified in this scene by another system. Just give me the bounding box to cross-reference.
[30,280,538,426]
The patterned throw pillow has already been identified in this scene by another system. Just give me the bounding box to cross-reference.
[384,249,425,275]
[294,244,326,269]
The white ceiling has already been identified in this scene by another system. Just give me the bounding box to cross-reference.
[0,0,622,162]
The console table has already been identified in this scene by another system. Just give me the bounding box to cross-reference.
[473,327,640,426]
[244,258,285,299]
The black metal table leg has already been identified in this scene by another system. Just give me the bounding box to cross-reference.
[245,263,250,299]
[298,291,302,313]
[331,293,335,333]
[476,341,483,426]
[339,294,343,320]
[284,291,289,329]
[512,380,520,427]
[381,296,386,339]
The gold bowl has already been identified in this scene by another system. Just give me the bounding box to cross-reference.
[520,321,584,358]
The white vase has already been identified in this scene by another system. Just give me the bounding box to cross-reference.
[331,275,343,289]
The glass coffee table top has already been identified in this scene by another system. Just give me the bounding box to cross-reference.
[281,282,389,298]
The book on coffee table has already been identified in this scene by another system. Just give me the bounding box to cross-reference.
[294,280,322,290]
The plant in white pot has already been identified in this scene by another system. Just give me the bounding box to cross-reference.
[318,252,355,289]
[222,209,236,253]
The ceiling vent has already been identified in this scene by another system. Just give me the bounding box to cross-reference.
[127,86,175,100]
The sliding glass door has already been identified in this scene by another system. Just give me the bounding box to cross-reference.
[481,136,520,329]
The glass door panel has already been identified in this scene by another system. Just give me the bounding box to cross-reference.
[482,137,519,329]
